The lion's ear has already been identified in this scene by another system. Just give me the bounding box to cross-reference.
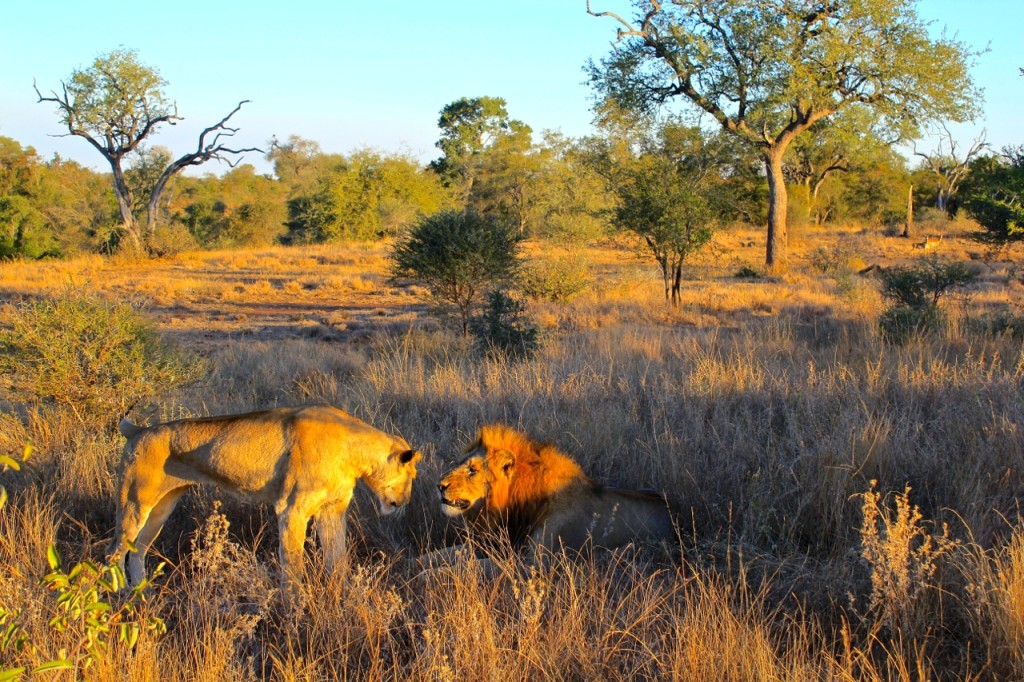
[493,449,516,478]
[397,449,421,465]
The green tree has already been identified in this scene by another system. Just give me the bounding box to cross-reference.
[174,165,287,248]
[962,146,1024,245]
[783,108,898,227]
[267,135,337,197]
[36,49,259,254]
[429,96,538,226]
[588,0,980,273]
[529,132,615,243]
[285,149,449,243]
[0,138,112,257]
[604,121,719,304]
[390,209,522,335]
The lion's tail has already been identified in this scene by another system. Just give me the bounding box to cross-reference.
[118,418,145,440]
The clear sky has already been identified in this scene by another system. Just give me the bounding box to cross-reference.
[1,0,1020,176]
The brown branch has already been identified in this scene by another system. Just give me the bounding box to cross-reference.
[587,0,661,40]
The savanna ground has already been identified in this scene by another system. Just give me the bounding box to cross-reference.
[3,216,1024,680]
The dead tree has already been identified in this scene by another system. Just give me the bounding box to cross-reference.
[913,124,988,213]
[35,50,260,254]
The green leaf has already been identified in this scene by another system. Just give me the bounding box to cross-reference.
[119,623,140,648]
[32,660,74,673]
[0,667,27,682]
[0,456,21,472]
[45,545,61,571]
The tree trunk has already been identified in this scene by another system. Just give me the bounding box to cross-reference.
[147,172,175,247]
[765,148,788,273]
[903,184,914,238]
[671,261,682,306]
[110,162,142,254]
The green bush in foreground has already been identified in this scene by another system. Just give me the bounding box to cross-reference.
[0,291,202,426]
[0,546,165,680]
[390,209,522,335]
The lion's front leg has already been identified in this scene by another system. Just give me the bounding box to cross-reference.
[314,499,351,570]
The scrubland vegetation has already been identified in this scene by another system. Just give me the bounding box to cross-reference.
[2,221,1024,680]
[5,1,1024,678]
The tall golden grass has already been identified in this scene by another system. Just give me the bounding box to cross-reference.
[2,223,1024,679]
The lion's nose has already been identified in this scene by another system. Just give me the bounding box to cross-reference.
[437,482,448,495]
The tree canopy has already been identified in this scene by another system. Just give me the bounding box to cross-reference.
[588,0,980,272]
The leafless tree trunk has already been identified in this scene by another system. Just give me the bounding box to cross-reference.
[903,184,914,238]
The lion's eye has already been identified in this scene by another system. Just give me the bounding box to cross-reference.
[467,467,477,477]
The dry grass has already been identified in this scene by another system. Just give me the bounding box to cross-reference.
[3,220,1024,679]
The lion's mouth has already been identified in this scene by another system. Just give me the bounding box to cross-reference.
[441,497,470,511]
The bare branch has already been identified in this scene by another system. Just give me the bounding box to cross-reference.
[587,0,661,40]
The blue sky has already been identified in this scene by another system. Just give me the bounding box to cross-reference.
[2,1,1020,176]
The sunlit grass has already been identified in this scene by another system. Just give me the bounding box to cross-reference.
[3,220,1024,678]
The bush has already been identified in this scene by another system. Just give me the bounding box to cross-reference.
[876,256,974,343]
[390,209,522,335]
[878,304,943,344]
[734,265,763,279]
[520,255,592,303]
[469,290,540,360]
[0,291,202,426]
[0,545,165,678]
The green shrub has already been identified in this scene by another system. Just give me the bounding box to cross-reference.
[734,265,763,279]
[390,209,522,334]
[520,255,592,303]
[0,546,166,679]
[0,291,202,426]
[876,256,974,343]
[878,304,943,344]
[469,290,540,360]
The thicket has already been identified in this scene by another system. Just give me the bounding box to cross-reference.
[390,209,523,335]
[0,291,202,426]
[876,256,974,343]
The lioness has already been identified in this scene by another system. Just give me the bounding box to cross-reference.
[109,404,421,588]
[435,424,675,557]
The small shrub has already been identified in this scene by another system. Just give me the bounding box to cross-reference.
[469,290,540,360]
[878,304,943,344]
[0,546,166,678]
[858,482,956,639]
[390,210,522,335]
[0,290,203,426]
[809,246,841,274]
[520,255,592,303]
[734,265,763,279]
[876,256,974,343]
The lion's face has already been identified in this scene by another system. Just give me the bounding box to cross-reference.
[438,453,497,517]
[438,447,516,517]
[369,448,422,516]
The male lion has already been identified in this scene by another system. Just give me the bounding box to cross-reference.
[109,404,421,588]
[435,424,675,557]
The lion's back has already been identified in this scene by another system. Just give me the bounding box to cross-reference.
[537,484,675,551]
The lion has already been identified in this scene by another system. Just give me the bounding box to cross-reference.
[108,404,421,588]
[434,424,675,559]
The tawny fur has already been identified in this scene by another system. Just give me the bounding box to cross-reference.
[108,404,421,589]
